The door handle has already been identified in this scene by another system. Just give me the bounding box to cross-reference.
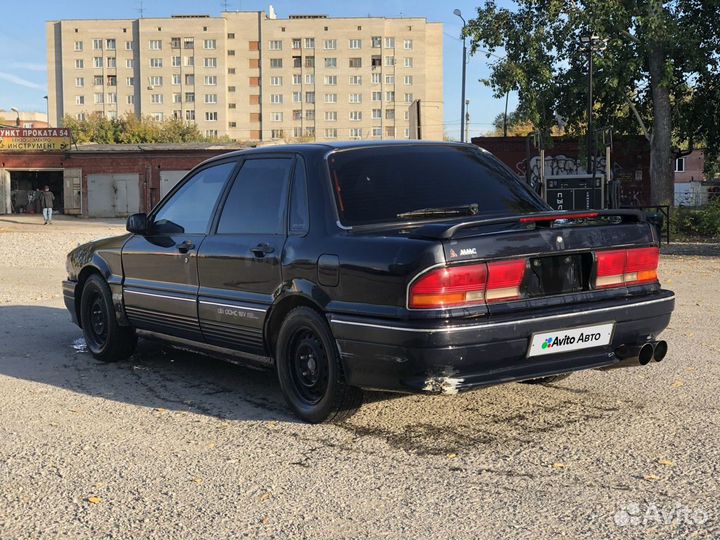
[251,243,275,257]
[177,240,195,254]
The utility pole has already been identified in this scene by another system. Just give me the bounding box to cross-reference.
[453,9,468,142]
[580,35,606,173]
[465,100,470,143]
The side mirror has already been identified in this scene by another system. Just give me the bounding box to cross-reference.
[126,213,148,235]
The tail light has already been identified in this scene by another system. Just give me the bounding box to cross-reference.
[409,259,527,309]
[595,247,659,289]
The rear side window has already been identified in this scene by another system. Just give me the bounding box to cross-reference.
[328,145,546,226]
[152,161,235,234]
[217,158,293,234]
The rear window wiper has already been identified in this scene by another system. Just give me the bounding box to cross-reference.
[397,203,479,220]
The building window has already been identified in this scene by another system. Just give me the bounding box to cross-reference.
[205,130,218,137]
[349,57,362,68]
[349,111,362,121]
[324,75,337,86]
[228,67,236,74]
[385,56,396,66]
[270,94,283,104]
[385,109,395,120]
[304,56,315,68]
[94,57,103,68]
[372,109,382,119]
[75,95,85,105]
[127,95,134,105]
[271,129,284,139]
[349,75,362,85]
[385,37,395,49]
[125,40,134,50]
[325,128,338,139]
[404,57,414,68]
[75,59,84,69]
[372,91,382,102]
[270,76,282,86]
[675,158,685,172]
[324,57,337,69]
[304,37,315,49]
[324,93,337,104]
[172,74,181,85]
[292,91,302,103]
[306,109,315,121]
[107,75,117,86]
[293,127,303,138]
[183,38,194,49]
[292,56,302,68]
[204,75,217,85]
[186,110,195,120]
[93,39,103,50]
[228,50,235,56]
[271,112,283,122]
[126,59,134,68]
[185,92,195,102]
[76,113,87,121]
[75,77,84,87]
[371,36,382,48]
[305,91,315,103]
[172,56,181,67]
[106,39,116,50]
[74,41,83,51]
[205,94,218,104]
[150,58,163,68]
[404,93,414,103]
[205,111,218,121]
[293,74,302,85]
[305,74,315,84]
[149,75,162,86]
[106,57,116,68]
[270,58,283,68]
[386,91,395,102]
[324,39,336,50]
[228,33,235,39]
[151,94,163,104]
[149,39,162,50]
[386,126,396,138]
[185,56,195,67]
[371,55,382,68]
[185,74,195,85]
[204,57,217,68]
[229,122,237,128]
[93,75,103,86]
[173,93,181,103]
[349,39,362,49]
[349,128,362,139]
[404,128,410,138]
[269,40,282,50]
[372,127,382,138]
[94,93,103,104]
[204,39,217,49]
[293,109,302,120]
[171,37,181,49]
[385,75,395,84]
[292,38,301,49]
[349,93,362,104]
[404,75,413,85]
[304,127,315,137]
[404,39,413,50]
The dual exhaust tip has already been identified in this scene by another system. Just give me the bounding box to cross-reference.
[616,340,668,365]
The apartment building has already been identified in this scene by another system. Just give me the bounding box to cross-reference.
[47,11,444,142]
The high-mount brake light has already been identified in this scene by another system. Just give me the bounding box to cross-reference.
[409,259,527,309]
[595,247,659,289]
[519,212,599,223]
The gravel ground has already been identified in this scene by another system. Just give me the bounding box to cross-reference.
[0,215,719,539]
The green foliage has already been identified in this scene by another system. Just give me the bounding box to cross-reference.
[671,200,720,239]
[62,112,233,144]
[465,0,720,184]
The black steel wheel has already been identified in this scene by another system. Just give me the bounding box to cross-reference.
[276,307,363,423]
[79,274,137,362]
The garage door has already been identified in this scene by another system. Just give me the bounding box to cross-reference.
[87,173,140,217]
[159,170,189,199]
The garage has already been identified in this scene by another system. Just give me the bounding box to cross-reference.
[87,174,140,218]
[9,169,65,214]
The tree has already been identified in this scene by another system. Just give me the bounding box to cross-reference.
[62,112,234,144]
[465,0,720,206]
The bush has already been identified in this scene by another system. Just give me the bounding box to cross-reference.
[671,200,720,239]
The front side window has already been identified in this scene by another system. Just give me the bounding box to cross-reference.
[328,146,546,226]
[152,161,236,234]
[217,158,293,235]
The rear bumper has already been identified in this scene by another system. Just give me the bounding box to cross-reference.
[62,280,80,326]
[329,291,675,393]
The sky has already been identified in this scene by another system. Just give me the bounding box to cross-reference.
[0,0,518,140]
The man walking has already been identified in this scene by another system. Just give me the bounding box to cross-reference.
[40,185,55,225]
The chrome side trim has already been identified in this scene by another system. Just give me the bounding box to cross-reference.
[124,289,196,302]
[198,299,267,313]
[331,295,674,334]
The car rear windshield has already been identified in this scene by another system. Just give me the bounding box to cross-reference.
[327,145,547,226]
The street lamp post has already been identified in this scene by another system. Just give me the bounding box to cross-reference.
[580,35,606,174]
[10,107,20,127]
[453,9,468,143]
[43,96,49,127]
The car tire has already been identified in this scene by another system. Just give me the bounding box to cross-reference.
[80,274,137,362]
[275,306,363,423]
[520,373,572,385]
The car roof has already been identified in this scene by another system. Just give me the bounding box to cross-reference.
[204,140,479,163]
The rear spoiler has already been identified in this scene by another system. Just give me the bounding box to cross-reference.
[408,210,646,240]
